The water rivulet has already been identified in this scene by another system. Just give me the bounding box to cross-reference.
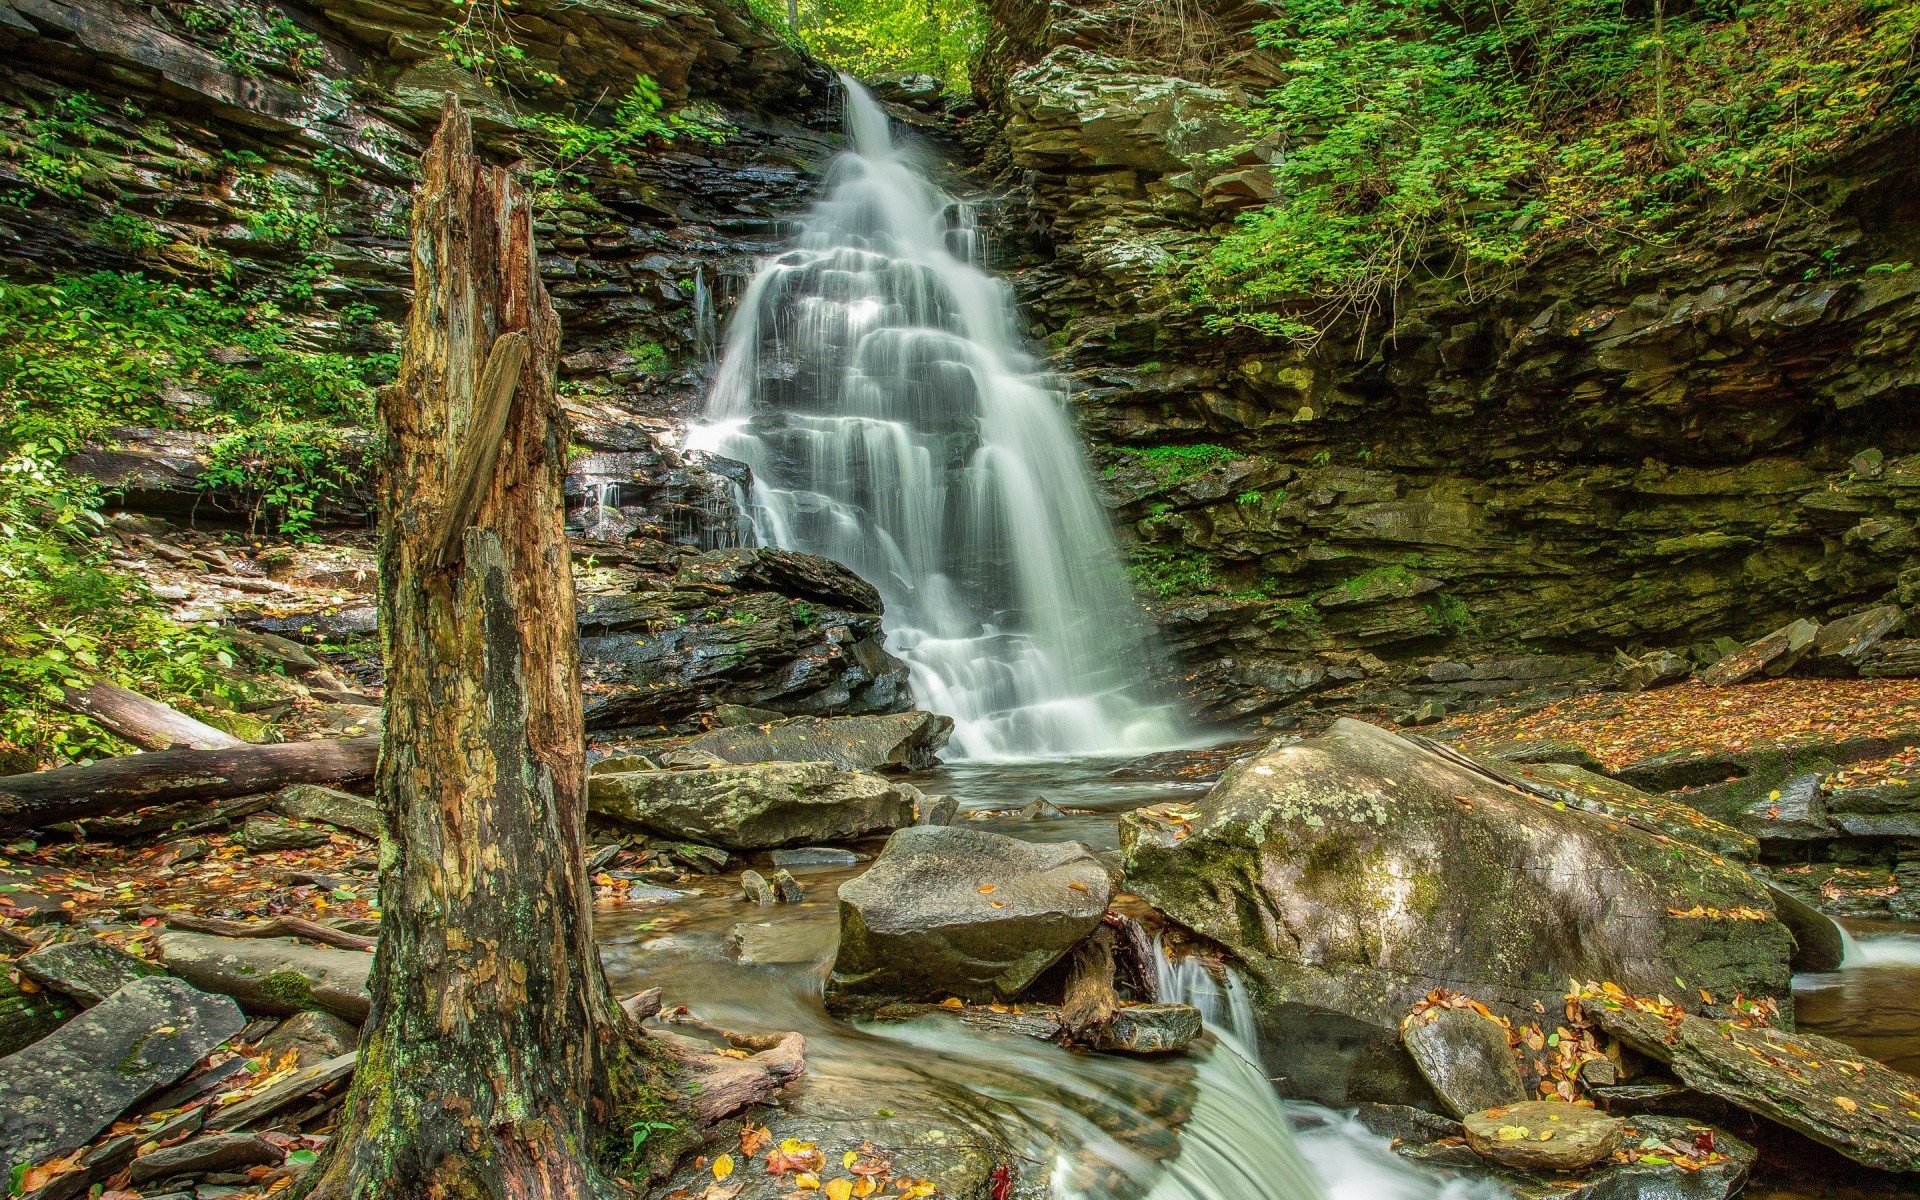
[688,78,1183,760]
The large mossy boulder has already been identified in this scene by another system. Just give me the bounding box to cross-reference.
[589,761,920,850]
[1120,719,1797,1107]
[826,826,1112,1009]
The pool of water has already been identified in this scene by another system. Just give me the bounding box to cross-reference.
[595,751,1920,1199]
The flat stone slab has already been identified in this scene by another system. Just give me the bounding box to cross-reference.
[0,977,244,1177]
[1582,988,1920,1171]
[157,932,371,1022]
[128,1132,281,1185]
[17,939,161,1007]
[270,784,383,839]
[589,760,919,850]
[1404,1115,1755,1200]
[677,711,953,773]
[1402,1002,1528,1118]
[1463,1100,1624,1171]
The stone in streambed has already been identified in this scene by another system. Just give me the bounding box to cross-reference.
[1403,1115,1754,1200]
[17,939,162,1007]
[157,932,371,1023]
[1121,719,1795,1107]
[770,869,804,903]
[0,977,244,1178]
[1401,1004,1528,1119]
[677,710,953,773]
[1462,1100,1624,1171]
[1018,796,1067,822]
[1089,1004,1202,1054]
[741,869,775,906]
[916,793,958,826]
[589,760,919,850]
[827,825,1112,1008]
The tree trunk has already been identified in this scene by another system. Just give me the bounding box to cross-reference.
[1059,925,1120,1043]
[0,738,378,832]
[58,680,243,752]
[299,99,628,1200]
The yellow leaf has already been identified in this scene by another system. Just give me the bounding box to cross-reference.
[853,1180,877,1198]
[826,1180,854,1200]
[713,1153,734,1181]
[977,885,996,894]
[796,1172,821,1190]
[843,1151,859,1169]
[1495,1126,1531,1141]
[780,1139,817,1156]
[938,997,964,1010]
[1835,1096,1859,1113]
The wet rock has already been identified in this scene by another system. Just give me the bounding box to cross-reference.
[1088,1004,1202,1054]
[247,607,377,644]
[152,838,209,868]
[1463,1101,1623,1171]
[157,933,371,1023]
[1825,779,1920,838]
[238,817,330,853]
[1401,1005,1528,1119]
[1121,720,1796,1106]
[1354,1103,1461,1145]
[1762,883,1846,971]
[769,846,865,867]
[740,869,775,907]
[0,977,244,1177]
[1804,605,1903,675]
[676,710,953,773]
[1616,649,1693,692]
[1585,994,1920,1171]
[128,1133,281,1185]
[269,784,382,840]
[1741,772,1836,841]
[17,939,162,1007]
[254,1009,358,1067]
[770,868,804,903]
[1860,638,1920,678]
[589,761,919,850]
[1017,796,1067,821]
[915,793,958,826]
[1699,618,1819,685]
[1405,1115,1754,1199]
[827,825,1113,1007]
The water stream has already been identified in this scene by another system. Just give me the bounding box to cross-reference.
[685,78,1184,761]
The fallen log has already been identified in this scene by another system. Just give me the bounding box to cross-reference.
[139,907,376,953]
[58,681,242,752]
[0,738,380,833]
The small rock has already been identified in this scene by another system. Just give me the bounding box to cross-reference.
[158,932,371,1023]
[1463,1100,1624,1171]
[1017,796,1066,822]
[667,843,730,873]
[152,839,209,869]
[255,1009,358,1067]
[769,846,865,868]
[0,978,244,1177]
[770,868,804,903]
[916,794,958,826]
[1615,649,1692,692]
[741,870,775,907]
[1403,700,1446,726]
[1089,1004,1201,1054]
[1402,1004,1528,1119]
[239,817,330,853]
[1700,619,1818,685]
[586,844,623,873]
[17,939,161,1007]
[270,784,382,840]
[128,1133,282,1185]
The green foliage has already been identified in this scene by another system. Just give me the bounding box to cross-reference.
[624,339,673,374]
[92,211,170,258]
[523,80,729,197]
[1127,545,1216,599]
[1111,443,1241,483]
[169,0,324,79]
[1194,0,1920,342]
[798,0,985,91]
[203,422,375,538]
[435,0,562,89]
[1267,597,1324,634]
[7,91,112,203]
[1425,592,1476,635]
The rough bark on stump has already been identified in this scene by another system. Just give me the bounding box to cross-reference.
[298,99,628,1200]
[1060,925,1120,1043]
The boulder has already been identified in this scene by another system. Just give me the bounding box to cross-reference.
[1615,649,1693,692]
[589,761,919,850]
[254,1009,359,1067]
[1090,1004,1202,1054]
[1699,618,1818,685]
[238,816,331,853]
[916,794,959,826]
[17,939,161,1006]
[269,784,383,840]
[740,870,775,907]
[1803,605,1903,675]
[827,826,1112,1008]
[1584,991,1920,1172]
[770,868,804,903]
[127,1133,281,1185]
[1825,779,1920,838]
[1401,1005,1528,1119]
[1404,1115,1755,1199]
[157,932,371,1023]
[1462,1100,1624,1171]
[1121,720,1796,1106]
[1762,883,1846,972]
[0,977,244,1177]
[675,711,953,773]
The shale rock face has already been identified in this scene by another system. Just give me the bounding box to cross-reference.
[1120,719,1796,1105]
[827,826,1113,1007]
[589,761,921,850]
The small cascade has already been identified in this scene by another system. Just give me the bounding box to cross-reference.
[1152,935,1263,1058]
[692,265,720,366]
[686,75,1186,760]
[579,480,637,543]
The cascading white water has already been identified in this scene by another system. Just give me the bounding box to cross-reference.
[687,76,1185,760]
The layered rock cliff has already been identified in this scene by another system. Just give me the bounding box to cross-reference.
[977,0,1920,725]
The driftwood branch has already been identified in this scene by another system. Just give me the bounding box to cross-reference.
[59,681,242,752]
[140,907,376,953]
[431,330,528,570]
[0,737,380,832]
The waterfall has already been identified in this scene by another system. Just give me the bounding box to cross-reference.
[686,75,1185,760]
[1153,935,1263,1059]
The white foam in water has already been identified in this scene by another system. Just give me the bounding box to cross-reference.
[686,76,1186,761]
[1843,930,1920,967]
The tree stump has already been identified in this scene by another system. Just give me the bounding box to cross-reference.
[299,98,626,1200]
